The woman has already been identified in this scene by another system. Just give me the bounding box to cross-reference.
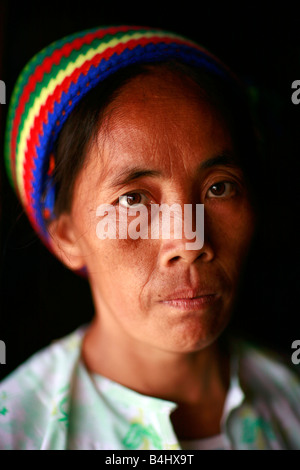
[1,25,299,450]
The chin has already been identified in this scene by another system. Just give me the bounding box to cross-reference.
[154,321,229,354]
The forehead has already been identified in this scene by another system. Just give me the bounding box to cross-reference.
[87,69,235,181]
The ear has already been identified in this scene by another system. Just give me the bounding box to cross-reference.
[47,214,86,271]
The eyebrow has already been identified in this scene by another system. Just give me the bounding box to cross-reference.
[107,168,162,188]
[199,154,238,170]
[106,154,239,188]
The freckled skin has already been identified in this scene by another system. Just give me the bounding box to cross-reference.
[51,69,256,424]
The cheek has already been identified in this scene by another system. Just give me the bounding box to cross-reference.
[111,240,157,280]
[206,199,256,265]
[80,229,159,296]
[73,201,160,283]
[95,240,161,314]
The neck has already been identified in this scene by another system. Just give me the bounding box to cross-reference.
[81,315,230,405]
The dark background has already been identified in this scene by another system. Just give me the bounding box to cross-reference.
[0,1,299,381]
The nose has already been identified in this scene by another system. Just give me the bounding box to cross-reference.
[159,237,215,267]
[157,204,215,267]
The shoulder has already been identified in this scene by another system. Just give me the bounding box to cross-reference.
[0,326,86,449]
[237,340,300,395]
[235,340,300,447]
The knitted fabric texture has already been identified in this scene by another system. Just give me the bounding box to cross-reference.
[4,25,238,271]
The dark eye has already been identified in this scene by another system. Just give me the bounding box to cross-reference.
[119,193,145,208]
[207,182,235,198]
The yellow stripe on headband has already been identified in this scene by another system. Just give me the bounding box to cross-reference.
[16,30,185,205]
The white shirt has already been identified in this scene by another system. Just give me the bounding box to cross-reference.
[0,326,300,449]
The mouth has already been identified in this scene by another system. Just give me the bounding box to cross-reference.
[159,288,219,311]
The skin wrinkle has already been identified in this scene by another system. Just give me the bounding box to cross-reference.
[49,67,256,437]
[103,68,208,185]
[94,105,201,301]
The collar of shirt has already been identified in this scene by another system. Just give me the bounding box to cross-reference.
[62,327,246,450]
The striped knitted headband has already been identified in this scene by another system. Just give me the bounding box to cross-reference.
[5,25,240,269]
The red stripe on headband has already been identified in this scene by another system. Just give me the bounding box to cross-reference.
[10,26,151,186]
[20,34,195,208]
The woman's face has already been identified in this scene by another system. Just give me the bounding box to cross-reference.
[62,69,255,354]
